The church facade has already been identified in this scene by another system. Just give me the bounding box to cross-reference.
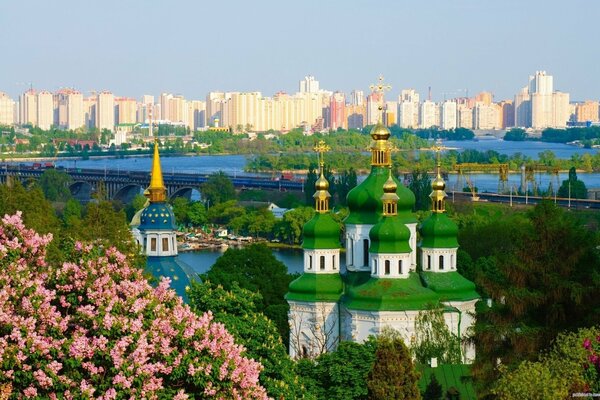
[286,123,479,363]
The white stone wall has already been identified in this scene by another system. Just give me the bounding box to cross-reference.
[345,224,374,272]
[369,252,411,279]
[303,249,340,274]
[288,301,340,359]
[420,247,458,272]
[407,222,417,270]
[141,230,178,257]
[443,299,478,363]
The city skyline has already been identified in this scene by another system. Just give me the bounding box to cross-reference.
[0,0,598,101]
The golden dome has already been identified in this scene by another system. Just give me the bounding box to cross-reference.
[370,122,391,141]
[432,176,446,191]
[315,174,329,191]
[383,173,397,193]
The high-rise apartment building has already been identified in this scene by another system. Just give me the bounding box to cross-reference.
[398,89,420,129]
[498,100,515,128]
[441,100,457,130]
[160,93,173,121]
[206,92,229,127]
[0,92,15,126]
[350,90,364,106]
[515,71,569,129]
[366,92,383,125]
[552,91,570,128]
[54,89,84,130]
[514,86,531,127]
[475,92,493,105]
[420,100,437,128]
[115,97,137,124]
[37,91,54,130]
[346,104,366,129]
[299,76,319,93]
[329,92,346,130]
[96,91,115,131]
[473,103,500,130]
[576,101,600,123]
[20,89,37,126]
[457,105,473,129]
[83,96,96,129]
[187,100,206,131]
[385,101,397,126]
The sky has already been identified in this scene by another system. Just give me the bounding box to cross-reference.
[1,0,598,102]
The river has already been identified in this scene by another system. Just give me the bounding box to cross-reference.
[47,139,599,192]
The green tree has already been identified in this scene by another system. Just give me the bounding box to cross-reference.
[275,206,315,244]
[297,339,377,400]
[472,201,600,391]
[187,201,207,226]
[62,198,82,227]
[171,197,191,225]
[188,281,307,400]
[37,168,73,202]
[124,193,148,221]
[200,171,236,205]
[408,170,432,211]
[412,307,462,365]
[367,328,421,400]
[304,164,318,205]
[557,167,588,199]
[336,168,358,206]
[503,128,527,141]
[423,374,443,400]
[207,200,246,225]
[202,243,293,341]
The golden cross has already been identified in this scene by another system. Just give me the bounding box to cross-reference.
[314,140,330,168]
[369,75,391,95]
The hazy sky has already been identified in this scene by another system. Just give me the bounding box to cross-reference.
[1,0,597,102]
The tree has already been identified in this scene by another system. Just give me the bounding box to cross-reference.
[62,198,82,227]
[202,243,293,341]
[37,168,73,202]
[275,206,315,244]
[367,328,421,399]
[304,164,318,205]
[124,193,147,221]
[336,168,358,206]
[171,196,191,225]
[0,212,267,399]
[207,200,246,225]
[408,170,432,211]
[200,170,236,205]
[188,281,307,400]
[503,128,527,141]
[557,167,588,199]
[412,307,462,365]
[297,339,377,400]
[187,201,207,226]
[472,201,600,391]
[423,374,443,400]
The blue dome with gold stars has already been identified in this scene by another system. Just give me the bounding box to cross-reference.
[138,203,177,231]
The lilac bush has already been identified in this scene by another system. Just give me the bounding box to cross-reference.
[0,212,267,399]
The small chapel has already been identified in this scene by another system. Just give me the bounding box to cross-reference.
[286,88,480,362]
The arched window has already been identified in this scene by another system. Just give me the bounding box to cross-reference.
[332,255,336,270]
[150,238,157,252]
[320,256,325,270]
[385,260,390,275]
[427,255,431,270]
[308,255,313,270]
[398,260,403,274]
[363,239,369,266]
[451,254,454,269]
[439,255,444,270]
[373,259,378,275]
[162,237,169,252]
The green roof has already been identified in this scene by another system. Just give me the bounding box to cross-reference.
[420,213,459,248]
[146,256,199,303]
[369,216,412,254]
[344,273,440,311]
[346,166,417,225]
[420,271,479,302]
[286,273,343,302]
[418,364,476,400]
[302,212,341,249]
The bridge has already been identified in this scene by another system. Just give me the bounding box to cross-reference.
[450,191,600,210]
[0,164,305,203]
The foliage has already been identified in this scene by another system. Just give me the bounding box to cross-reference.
[297,339,377,400]
[557,167,588,199]
[503,128,528,142]
[304,164,318,204]
[412,307,462,365]
[408,170,432,211]
[0,212,267,399]
[367,328,421,400]
[202,243,294,343]
[492,326,600,399]
[188,281,307,399]
[336,168,358,206]
[37,169,73,202]
[206,200,245,225]
[124,193,147,222]
[171,198,207,227]
[541,126,600,143]
[275,206,315,244]
[423,374,443,400]
[471,201,600,391]
[62,198,82,227]
[415,127,475,141]
[200,171,236,205]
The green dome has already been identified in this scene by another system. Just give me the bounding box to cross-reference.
[369,217,411,254]
[344,273,440,311]
[346,166,416,225]
[139,203,177,231]
[420,213,459,248]
[303,213,341,249]
[286,273,343,302]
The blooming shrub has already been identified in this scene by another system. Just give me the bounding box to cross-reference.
[0,212,267,399]
[583,335,600,391]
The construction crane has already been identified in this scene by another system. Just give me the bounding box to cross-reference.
[453,163,510,193]
[522,164,560,196]
[465,177,480,201]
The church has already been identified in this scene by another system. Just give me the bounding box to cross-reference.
[286,120,480,362]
